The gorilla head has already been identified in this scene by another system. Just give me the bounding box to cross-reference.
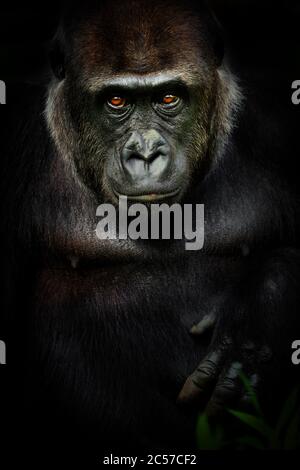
[47,0,241,206]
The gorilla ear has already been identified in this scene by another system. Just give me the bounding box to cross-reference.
[49,39,66,80]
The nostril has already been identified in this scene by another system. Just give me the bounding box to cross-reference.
[126,150,164,164]
[127,152,144,162]
[147,151,162,164]
[126,149,166,163]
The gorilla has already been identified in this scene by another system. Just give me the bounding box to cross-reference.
[2,0,300,456]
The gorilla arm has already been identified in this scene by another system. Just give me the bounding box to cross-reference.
[177,248,300,414]
[177,116,300,413]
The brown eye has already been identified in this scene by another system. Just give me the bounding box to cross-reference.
[107,96,127,108]
[161,94,179,106]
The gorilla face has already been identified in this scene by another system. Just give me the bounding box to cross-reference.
[89,74,195,202]
[48,0,228,206]
[75,73,210,203]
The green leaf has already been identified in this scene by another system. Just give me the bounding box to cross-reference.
[196,414,224,450]
[275,387,300,442]
[284,405,300,450]
[228,409,273,439]
[238,371,262,416]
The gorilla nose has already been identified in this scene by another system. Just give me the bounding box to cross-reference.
[121,130,171,180]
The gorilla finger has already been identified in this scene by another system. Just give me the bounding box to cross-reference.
[204,362,243,416]
[238,374,260,410]
[190,313,216,336]
[177,350,223,404]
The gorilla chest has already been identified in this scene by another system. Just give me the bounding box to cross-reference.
[31,256,243,437]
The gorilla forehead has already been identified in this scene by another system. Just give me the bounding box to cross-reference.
[68,0,217,76]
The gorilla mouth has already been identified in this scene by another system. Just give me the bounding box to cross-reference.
[113,188,180,202]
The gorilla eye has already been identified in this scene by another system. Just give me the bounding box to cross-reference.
[107,96,127,109]
[161,94,180,107]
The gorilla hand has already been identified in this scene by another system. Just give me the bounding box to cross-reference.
[177,312,272,415]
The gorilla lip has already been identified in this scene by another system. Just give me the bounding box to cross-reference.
[113,188,180,202]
